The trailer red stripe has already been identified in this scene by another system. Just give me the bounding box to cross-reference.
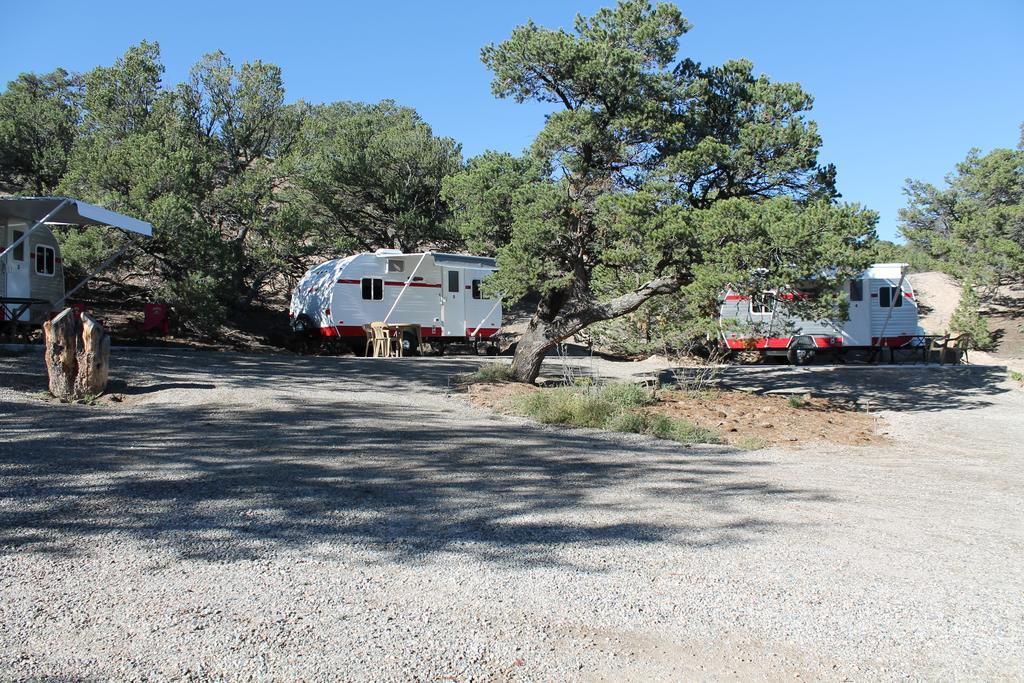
[335,278,441,288]
[725,335,917,350]
[318,325,497,339]
[384,281,441,288]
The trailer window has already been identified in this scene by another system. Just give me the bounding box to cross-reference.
[11,230,24,261]
[361,277,383,300]
[448,270,459,293]
[386,259,404,273]
[849,279,863,301]
[472,279,482,299]
[879,286,903,308]
[750,295,773,315]
[35,245,55,276]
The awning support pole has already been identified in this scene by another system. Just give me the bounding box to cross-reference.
[469,293,504,339]
[383,252,429,324]
[0,198,71,261]
[53,247,127,309]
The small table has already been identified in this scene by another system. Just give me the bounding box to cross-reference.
[895,334,946,364]
[0,297,51,341]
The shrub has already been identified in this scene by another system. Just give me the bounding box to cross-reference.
[156,272,225,338]
[460,363,514,384]
[508,382,722,445]
[664,417,724,444]
[737,435,769,450]
[949,284,993,350]
[597,382,656,409]
[787,395,807,409]
[606,410,651,434]
[645,413,674,439]
[515,387,615,428]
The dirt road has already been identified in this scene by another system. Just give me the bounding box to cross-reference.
[1,350,1022,680]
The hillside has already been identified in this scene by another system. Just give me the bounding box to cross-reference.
[910,271,1024,371]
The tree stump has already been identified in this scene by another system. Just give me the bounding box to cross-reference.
[42,308,111,401]
[75,313,111,397]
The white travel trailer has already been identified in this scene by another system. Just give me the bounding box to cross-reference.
[1,196,152,326]
[289,249,502,353]
[719,263,923,363]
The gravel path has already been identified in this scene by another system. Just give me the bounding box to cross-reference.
[1,350,1022,680]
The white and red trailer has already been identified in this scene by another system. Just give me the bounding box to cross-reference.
[719,263,923,363]
[289,249,502,353]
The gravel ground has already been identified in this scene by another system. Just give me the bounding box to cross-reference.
[1,349,1022,680]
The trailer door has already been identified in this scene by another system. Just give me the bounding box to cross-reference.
[4,227,31,320]
[440,268,467,336]
[842,277,871,346]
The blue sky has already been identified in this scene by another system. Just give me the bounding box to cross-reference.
[2,1,1022,241]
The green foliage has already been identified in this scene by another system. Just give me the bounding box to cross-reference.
[0,42,462,335]
[445,1,878,382]
[510,381,720,444]
[786,395,807,408]
[736,435,768,450]
[606,410,651,433]
[1009,370,1023,383]
[288,101,463,254]
[0,68,80,194]
[900,131,1024,286]
[156,272,225,337]
[872,240,935,272]
[595,381,656,408]
[948,284,993,350]
[459,363,515,384]
[515,387,616,427]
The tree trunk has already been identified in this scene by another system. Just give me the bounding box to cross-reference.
[509,319,561,384]
[75,313,110,397]
[42,308,111,401]
[507,274,688,384]
[43,309,78,400]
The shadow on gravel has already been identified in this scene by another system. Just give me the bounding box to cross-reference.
[0,350,835,566]
[661,364,1012,413]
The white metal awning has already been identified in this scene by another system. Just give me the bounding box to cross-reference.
[0,196,152,235]
[373,250,497,270]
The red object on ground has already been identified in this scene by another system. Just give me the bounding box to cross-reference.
[141,303,169,335]
[71,303,86,320]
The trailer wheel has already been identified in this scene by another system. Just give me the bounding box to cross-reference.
[291,314,315,337]
[401,330,420,356]
[787,338,817,366]
[484,345,498,357]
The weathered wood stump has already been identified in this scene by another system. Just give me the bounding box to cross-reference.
[42,308,111,401]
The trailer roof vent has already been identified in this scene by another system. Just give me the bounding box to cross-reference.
[374,248,402,255]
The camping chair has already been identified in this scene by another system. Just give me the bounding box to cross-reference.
[949,334,971,364]
[928,334,971,364]
[927,334,950,364]
[367,321,399,358]
[141,303,169,335]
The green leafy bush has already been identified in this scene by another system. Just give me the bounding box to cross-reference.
[515,387,615,428]
[459,363,515,384]
[661,416,724,444]
[510,382,721,445]
[949,285,993,350]
[156,272,224,337]
[606,410,651,434]
[736,435,769,450]
[597,382,656,409]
